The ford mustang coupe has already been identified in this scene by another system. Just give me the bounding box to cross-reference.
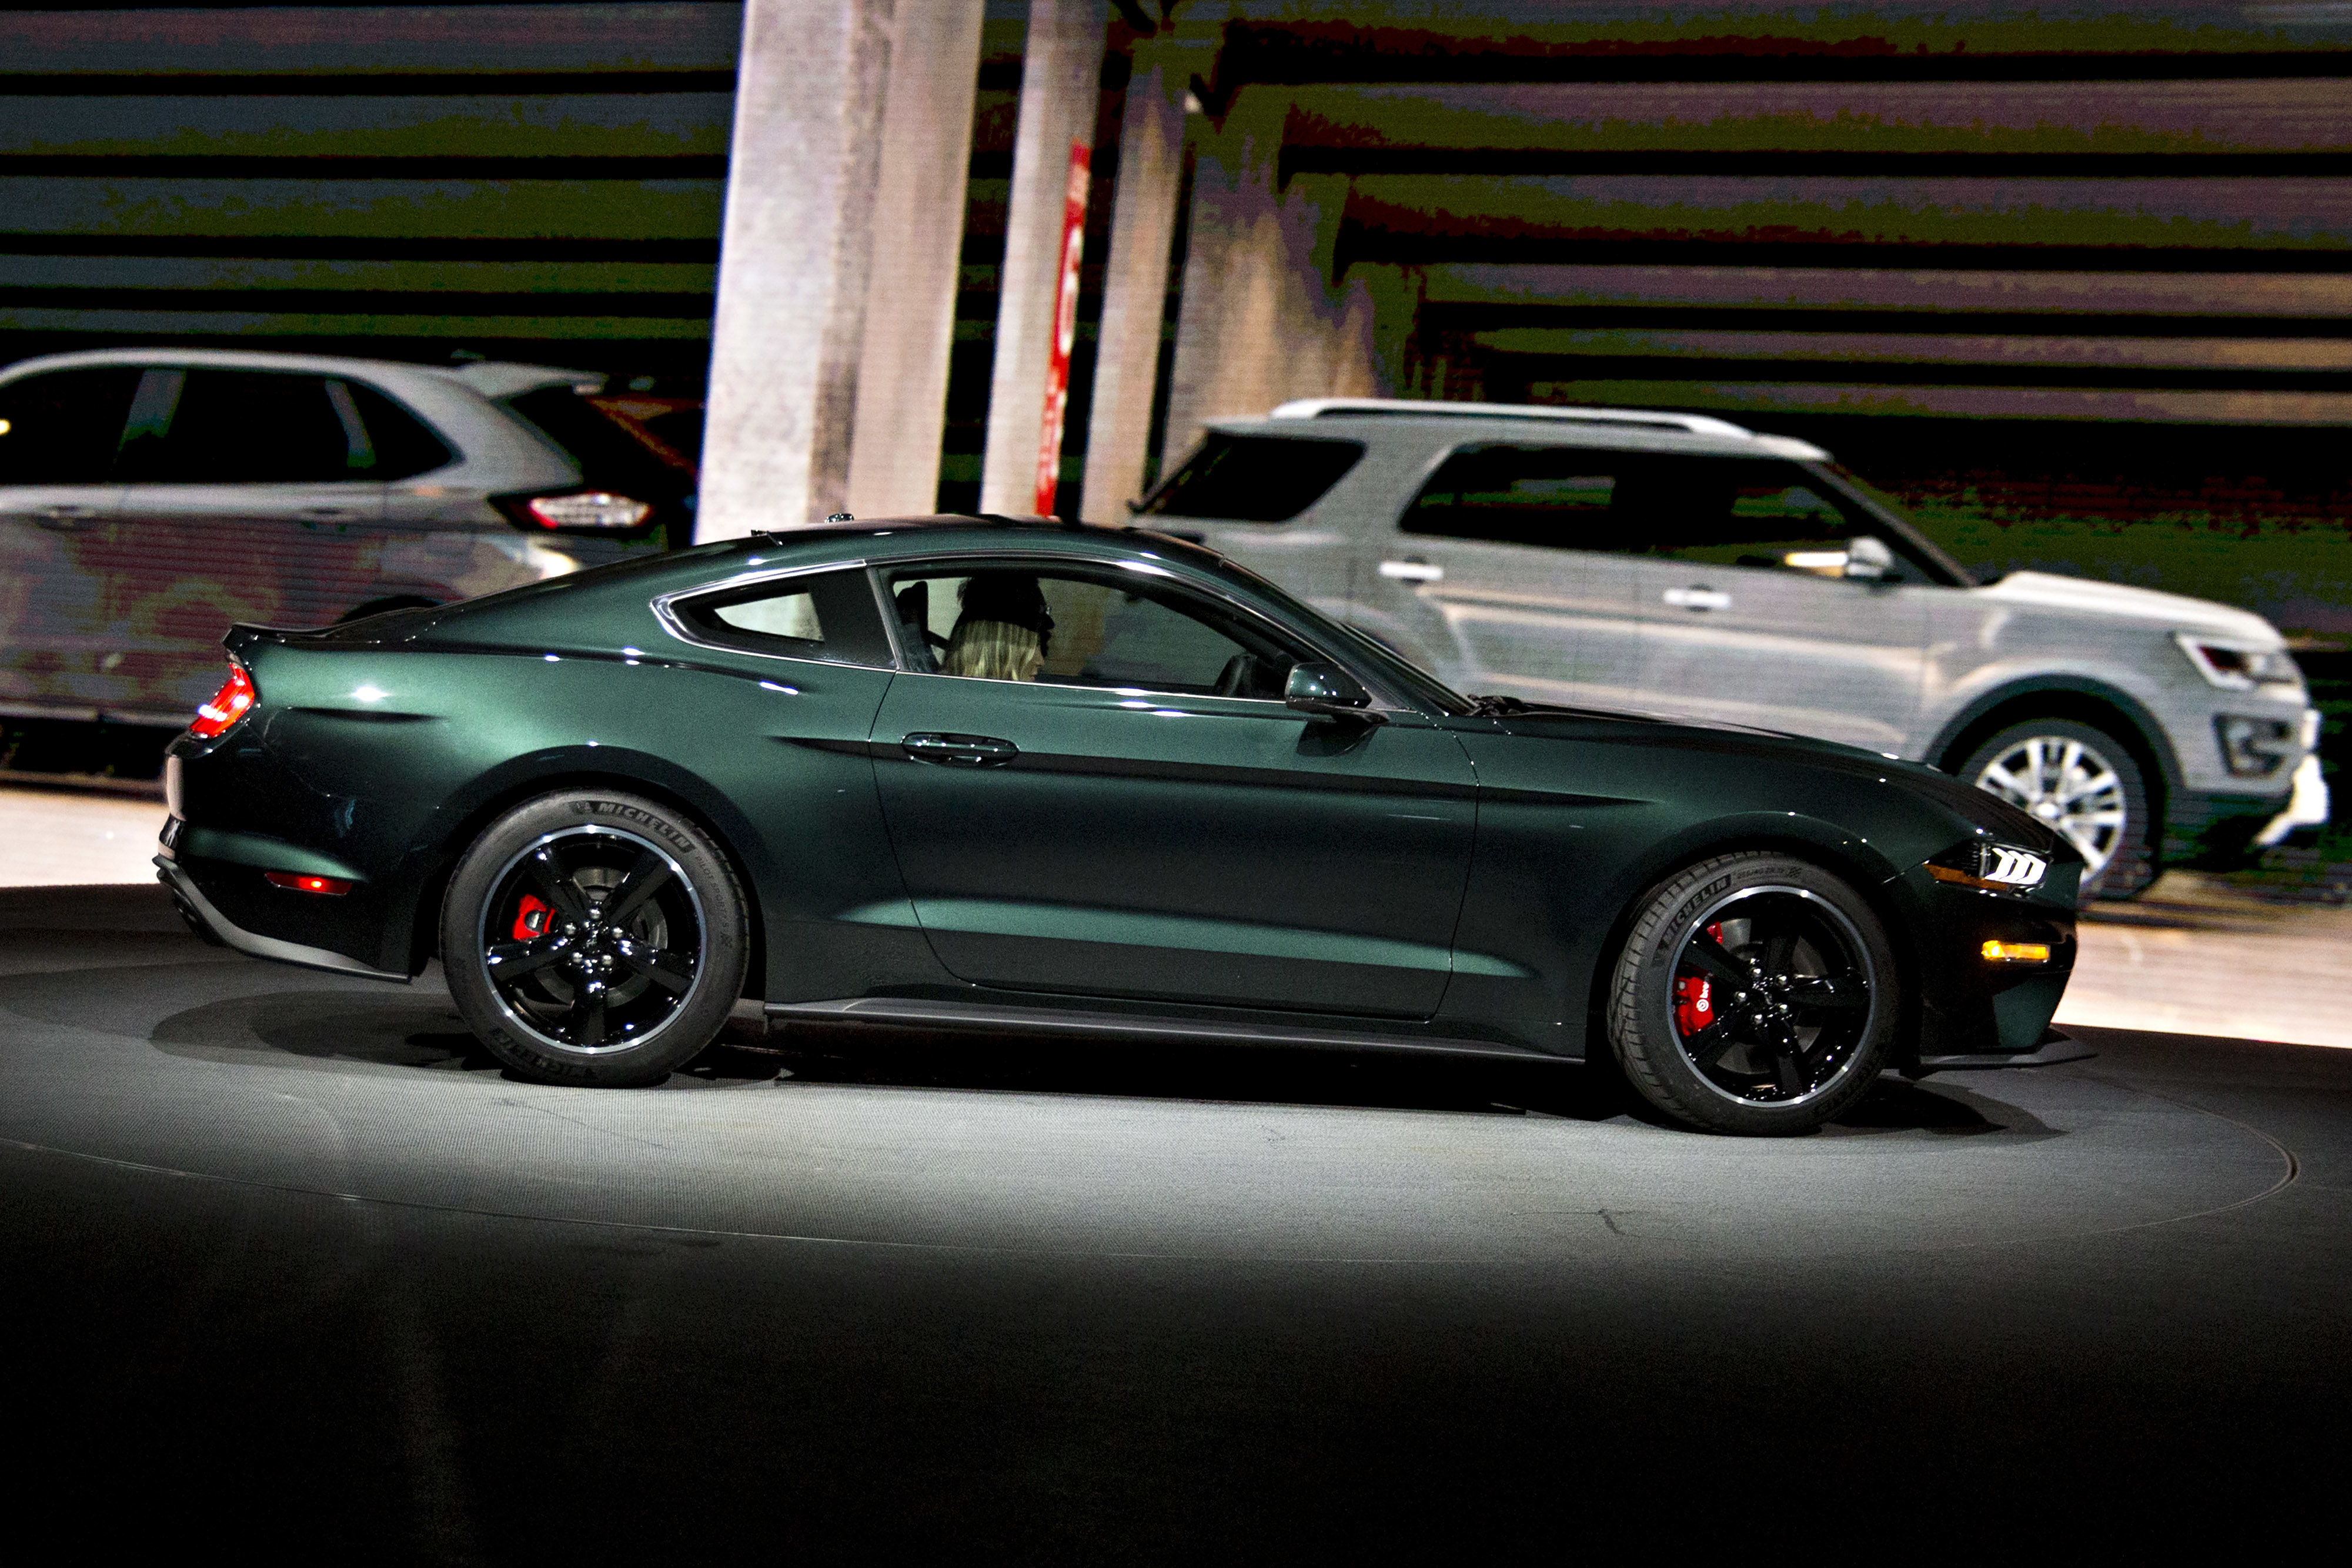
[155,516,2081,1134]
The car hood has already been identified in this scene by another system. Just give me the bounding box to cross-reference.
[1469,706,2071,862]
[1970,570,2281,643]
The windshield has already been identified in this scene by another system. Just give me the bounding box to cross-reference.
[1813,462,1975,587]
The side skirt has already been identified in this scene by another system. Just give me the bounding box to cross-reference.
[764,995,1562,1062]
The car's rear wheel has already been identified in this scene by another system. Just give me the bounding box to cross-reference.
[1607,852,1897,1135]
[1959,718,2153,901]
[440,790,748,1085]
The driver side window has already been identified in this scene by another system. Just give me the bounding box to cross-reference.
[884,564,1312,700]
[1635,460,1933,584]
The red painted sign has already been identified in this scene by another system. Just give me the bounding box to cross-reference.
[1034,139,1091,517]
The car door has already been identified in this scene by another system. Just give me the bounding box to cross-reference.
[867,556,1480,1019]
[1350,442,1643,708]
[0,365,141,718]
[112,367,395,721]
[1621,459,1930,753]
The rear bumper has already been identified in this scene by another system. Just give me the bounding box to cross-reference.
[155,854,409,984]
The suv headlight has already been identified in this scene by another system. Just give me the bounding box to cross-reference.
[2176,634,2302,693]
[1926,840,2050,892]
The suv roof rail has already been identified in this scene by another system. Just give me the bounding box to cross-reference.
[1267,397,1759,442]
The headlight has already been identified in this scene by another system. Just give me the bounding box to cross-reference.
[2176,634,2302,693]
[1926,840,2049,892]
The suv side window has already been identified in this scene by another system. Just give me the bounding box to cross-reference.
[1634,459,1937,583]
[883,563,1314,699]
[0,367,143,486]
[341,382,455,481]
[1138,434,1365,523]
[121,369,363,484]
[1403,443,1625,547]
[666,567,894,667]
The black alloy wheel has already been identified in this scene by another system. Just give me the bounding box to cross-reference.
[1608,851,1898,1134]
[442,790,748,1085]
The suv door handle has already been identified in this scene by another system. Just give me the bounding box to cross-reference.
[902,733,1019,767]
[1663,586,1732,611]
[1379,559,1444,583]
[34,504,101,530]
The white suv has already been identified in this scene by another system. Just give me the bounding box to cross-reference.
[1136,398,2328,899]
[0,349,693,730]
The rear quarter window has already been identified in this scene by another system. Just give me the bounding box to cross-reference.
[503,386,691,498]
[1138,433,1364,523]
[666,567,894,667]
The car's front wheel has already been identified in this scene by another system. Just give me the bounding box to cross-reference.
[1606,852,1897,1135]
[440,790,749,1085]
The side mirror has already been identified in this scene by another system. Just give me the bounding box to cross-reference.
[1285,662,1383,724]
[1844,536,1895,581]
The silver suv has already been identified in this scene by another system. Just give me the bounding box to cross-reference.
[0,349,691,729]
[1136,399,2328,899]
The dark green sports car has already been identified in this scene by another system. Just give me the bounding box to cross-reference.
[155,517,2082,1134]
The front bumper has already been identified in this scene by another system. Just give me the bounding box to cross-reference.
[1900,870,2080,1066]
[2169,707,2328,866]
[2255,753,2332,847]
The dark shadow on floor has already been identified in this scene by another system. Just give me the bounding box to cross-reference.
[756,1023,2030,1134]
[141,984,2050,1134]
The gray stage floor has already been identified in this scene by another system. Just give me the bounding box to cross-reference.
[5,885,2346,1556]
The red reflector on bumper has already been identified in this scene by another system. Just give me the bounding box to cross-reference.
[265,872,352,896]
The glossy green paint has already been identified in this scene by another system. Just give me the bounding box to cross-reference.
[165,520,2082,1062]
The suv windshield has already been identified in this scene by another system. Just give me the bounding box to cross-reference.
[1812,463,1975,587]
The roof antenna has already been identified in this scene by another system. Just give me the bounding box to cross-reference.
[826,511,854,523]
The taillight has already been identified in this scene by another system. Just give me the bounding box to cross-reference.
[523,492,652,530]
[191,662,256,738]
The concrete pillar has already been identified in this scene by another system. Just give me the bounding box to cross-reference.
[1078,34,1192,521]
[1160,87,1385,465]
[844,0,986,520]
[978,0,1110,517]
[699,0,895,539]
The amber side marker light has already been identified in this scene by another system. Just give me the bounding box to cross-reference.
[1982,940,2050,964]
[265,872,352,896]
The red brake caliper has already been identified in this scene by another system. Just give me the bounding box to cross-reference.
[1674,922,1723,1038]
[513,894,551,942]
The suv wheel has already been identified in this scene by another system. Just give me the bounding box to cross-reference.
[440,790,749,1085]
[1959,718,2153,901]
[1606,852,1897,1135]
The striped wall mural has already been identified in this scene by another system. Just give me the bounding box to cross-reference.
[0,2,741,387]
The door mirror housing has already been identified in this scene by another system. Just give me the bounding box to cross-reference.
[1843,535,1895,581]
[1285,661,1383,723]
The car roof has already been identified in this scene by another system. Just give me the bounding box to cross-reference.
[744,513,1201,559]
[0,347,597,400]
[1212,397,1829,461]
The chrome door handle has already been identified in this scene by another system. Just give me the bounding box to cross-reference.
[902,733,1020,767]
[300,506,359,521]
[1663,586,1732,611]
[34,504,100,530]
[1379,559,1444,584]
